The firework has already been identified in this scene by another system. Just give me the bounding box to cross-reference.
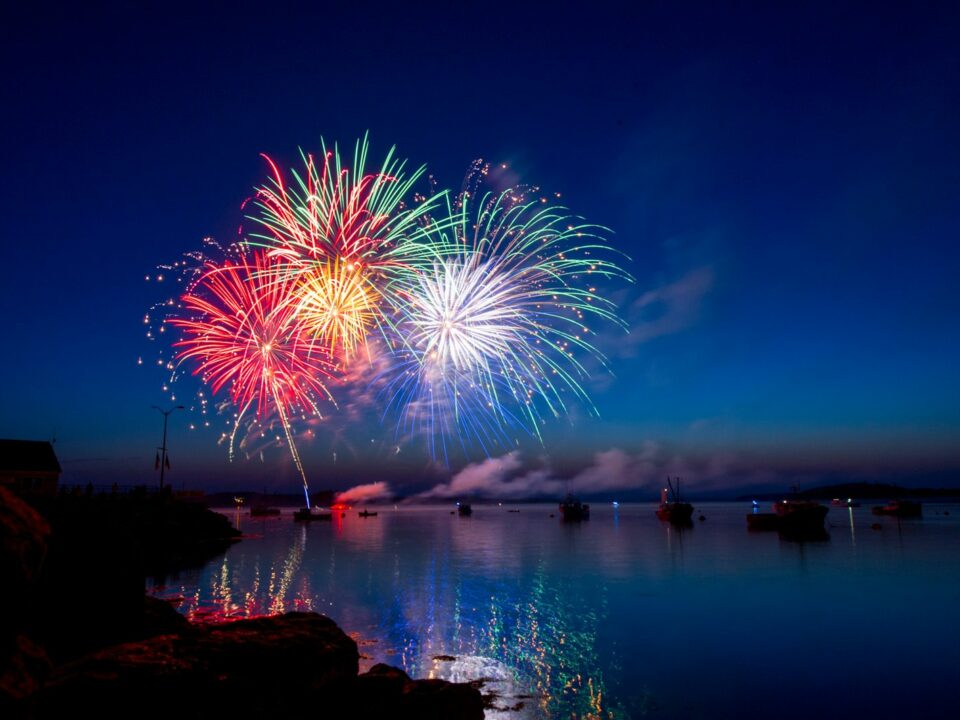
[383,189,630,461]
[247,135,448,360]
[294,257,376,360]
[152,138,631,473]
[169,249,335,506]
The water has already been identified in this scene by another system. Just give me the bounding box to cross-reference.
[147,502,960,719]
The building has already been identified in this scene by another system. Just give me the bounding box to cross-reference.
[0,439,62,496]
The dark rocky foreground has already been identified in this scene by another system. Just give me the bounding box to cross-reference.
[0,488,484,718]
[8,487,242,663]
[32,612,484,719]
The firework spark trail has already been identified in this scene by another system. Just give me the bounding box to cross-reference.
[169,250,335,507]
[143,238,241,422]
[382,189,631,462]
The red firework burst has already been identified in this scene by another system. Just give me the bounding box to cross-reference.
[169,249,335,505]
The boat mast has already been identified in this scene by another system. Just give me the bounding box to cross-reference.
[666,476,678,503]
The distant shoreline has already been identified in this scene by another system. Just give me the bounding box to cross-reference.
[202,481,960,508]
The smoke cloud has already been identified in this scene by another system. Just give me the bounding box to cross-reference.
[418,446,661,500]
[336,481,392,504]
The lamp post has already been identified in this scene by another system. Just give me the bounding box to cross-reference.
[152,405,184,490]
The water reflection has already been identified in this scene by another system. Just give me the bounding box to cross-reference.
[150,507,626,717]
[147,503,960,720]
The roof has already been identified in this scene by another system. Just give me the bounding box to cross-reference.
[0,439,62,474]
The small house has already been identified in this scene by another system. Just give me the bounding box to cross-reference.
[0,439,62,496]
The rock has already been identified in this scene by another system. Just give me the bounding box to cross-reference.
[354,663,411,715]
[34,612,358,718]
[0,488,50,591]
[0,634,52,714]
[400,678,485,720]
[360,662,410,689]
[29,494,240,662]
[140,596,190,638]
[198,612,359,697]
[32,611,483,719]
[352,663,484,720]
[0,489,52,712]
[33,520,144,663]
[34,634,199,718]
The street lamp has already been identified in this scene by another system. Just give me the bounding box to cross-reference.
[152,405,184,490]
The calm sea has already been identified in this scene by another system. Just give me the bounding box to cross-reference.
[147,502,960,719]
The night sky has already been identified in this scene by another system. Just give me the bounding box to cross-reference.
[2,1,958,495]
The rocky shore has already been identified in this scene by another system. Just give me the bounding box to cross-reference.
[0,488,484,718]
[34,612,483,719]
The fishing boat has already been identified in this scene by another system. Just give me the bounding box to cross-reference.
[457,502,472,516]
[656,477,694,525]
[831,498,861,508]
[293,506,333,522]
[559,494,590,520]
[747,499,828,534]
[872,500,922,517]
[358,509,378,518]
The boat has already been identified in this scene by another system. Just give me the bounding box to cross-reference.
[293,506,333,522]
[559,494,590,520]
[656,477,693,525]
[457,503,472,516]
[747,499,828,535]
[831,498,861,507]
[872,500,922,517]
[358,509,378,518]
[250,504,281,517]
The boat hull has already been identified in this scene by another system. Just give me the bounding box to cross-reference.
[747,503,828,537]
[656,502,694,524]
[293,509,333,522]
[559,504,590,521]
[872,501,922,518]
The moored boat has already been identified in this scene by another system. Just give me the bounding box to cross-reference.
[457,503,472,516]
[250,505,281,517]
[358,509,378,517]
[656,502,694,524]
[747,499,828,535]
[872,500,922,517]
[831,498,861,508]
[559,494,590,520]
[656,478,693,525]
[293,507,333,521]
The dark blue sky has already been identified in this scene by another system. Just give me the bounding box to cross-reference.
[2,1,958,493]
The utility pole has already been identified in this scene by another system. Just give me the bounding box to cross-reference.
[152,405,184,490]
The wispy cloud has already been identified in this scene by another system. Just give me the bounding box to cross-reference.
[618,266,714,354]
